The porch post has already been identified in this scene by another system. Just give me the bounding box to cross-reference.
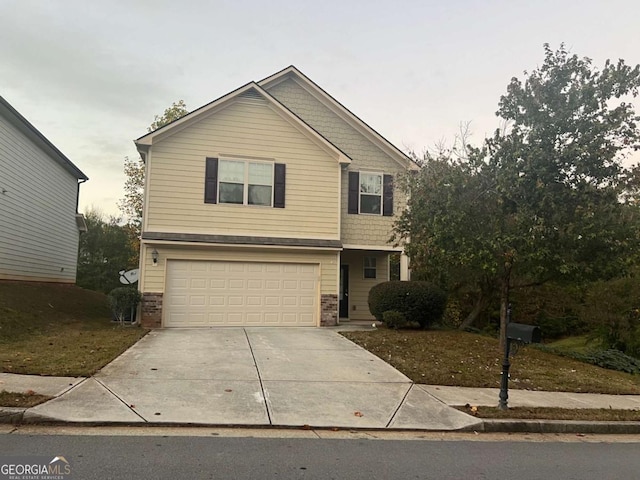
[400,252,410,281]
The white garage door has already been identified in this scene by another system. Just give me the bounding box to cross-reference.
[164,260,318,327]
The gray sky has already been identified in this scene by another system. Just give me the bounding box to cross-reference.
[2,0,639,217]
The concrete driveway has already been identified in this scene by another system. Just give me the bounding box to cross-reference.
[26,328,479,430]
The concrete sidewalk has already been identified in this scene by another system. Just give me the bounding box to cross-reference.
[1,328,639,432]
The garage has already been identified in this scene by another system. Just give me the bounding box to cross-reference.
[164,260,319,327]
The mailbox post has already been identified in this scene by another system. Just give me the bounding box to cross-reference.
[498,307,542,410]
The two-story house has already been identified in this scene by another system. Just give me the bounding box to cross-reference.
[0,96,88,283]
[135,66,417,328]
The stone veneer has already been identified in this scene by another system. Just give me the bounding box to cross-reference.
[141,292,163,328]
[320,294,338,326]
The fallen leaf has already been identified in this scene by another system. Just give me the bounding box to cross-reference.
[354,411,364,417]
[302,424,311,430]
[224,389,233,393]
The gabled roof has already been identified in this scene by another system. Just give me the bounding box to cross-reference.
[0,96,88,180]
[135,82,351,164]
[259,66,419,170]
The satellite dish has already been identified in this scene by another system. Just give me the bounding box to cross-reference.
[119,269,139,285]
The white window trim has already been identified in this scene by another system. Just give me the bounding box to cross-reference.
[218,158,274,207]
[364,256,377,279]
[358,171,383,216]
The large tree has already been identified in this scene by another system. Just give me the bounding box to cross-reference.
[394,44,640,346]
[119,100,189,241]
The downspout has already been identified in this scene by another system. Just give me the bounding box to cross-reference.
[76,178,88,213]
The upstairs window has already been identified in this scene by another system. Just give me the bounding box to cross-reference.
[359,172,382,215]
[219,159,273,206]
[205,157,285,208]
[348,171,393,216]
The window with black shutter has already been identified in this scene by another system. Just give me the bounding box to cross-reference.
[204,158,285,208]
[348,171,393,215]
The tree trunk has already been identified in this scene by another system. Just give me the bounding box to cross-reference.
[499,261,513,350]
[458,293,488,330]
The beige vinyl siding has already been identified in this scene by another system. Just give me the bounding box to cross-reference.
[266,78,409,246]
[140,243,338,296]
[340,169,408,245]
[0,114,79,282]
[341,250,389,321]
[145,98,339,238]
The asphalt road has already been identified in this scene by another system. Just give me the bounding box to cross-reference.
[1,433,638,480]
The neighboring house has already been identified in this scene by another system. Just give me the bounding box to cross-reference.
[0,96,88,283]
[135,66,417,328]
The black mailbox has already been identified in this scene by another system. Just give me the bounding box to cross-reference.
[506,323,541,344]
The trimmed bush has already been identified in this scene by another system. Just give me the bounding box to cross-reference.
[108,287,142,324]
[369,281,447,329]
[382,310,409,329]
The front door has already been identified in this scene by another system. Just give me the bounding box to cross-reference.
[339,265,349,318]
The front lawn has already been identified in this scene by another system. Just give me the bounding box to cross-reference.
[341,329,640,395]
[0,281,147,376]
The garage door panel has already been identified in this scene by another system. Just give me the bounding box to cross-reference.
[247,296,262,306]
[300,296,314,307]
[191,262,208,272]
[264,280,281,290]
[209,296,225,306]
[189,296,206,306]
[164,260,318,327]
[282,280,298,290]
[300,280,315,290]
[209,313,225,324]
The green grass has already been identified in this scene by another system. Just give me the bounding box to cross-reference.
[341,328,640,395]
[0,281,147,376]
[546,335,595,354]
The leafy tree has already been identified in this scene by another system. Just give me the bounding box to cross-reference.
[394,44,640,347]
[119,100,189,245]
[77,209,138,293]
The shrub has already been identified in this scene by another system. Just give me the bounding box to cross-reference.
[581,277,640,357]
[382,310,408,329]
[439,299,463,329]
[369,281,447,329]
[108,287,142,325]
[535,344,640,375]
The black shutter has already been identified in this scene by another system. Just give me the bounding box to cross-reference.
[383,174,393,216]
[348,171,359,214]
[204,157,218,204]
[274,163,286,208]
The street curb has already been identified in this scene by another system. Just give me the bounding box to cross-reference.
[3,408,640,434]
[481,419,640,434]
[0,408,25,425]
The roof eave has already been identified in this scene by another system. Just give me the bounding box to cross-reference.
[135,82,352,165]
